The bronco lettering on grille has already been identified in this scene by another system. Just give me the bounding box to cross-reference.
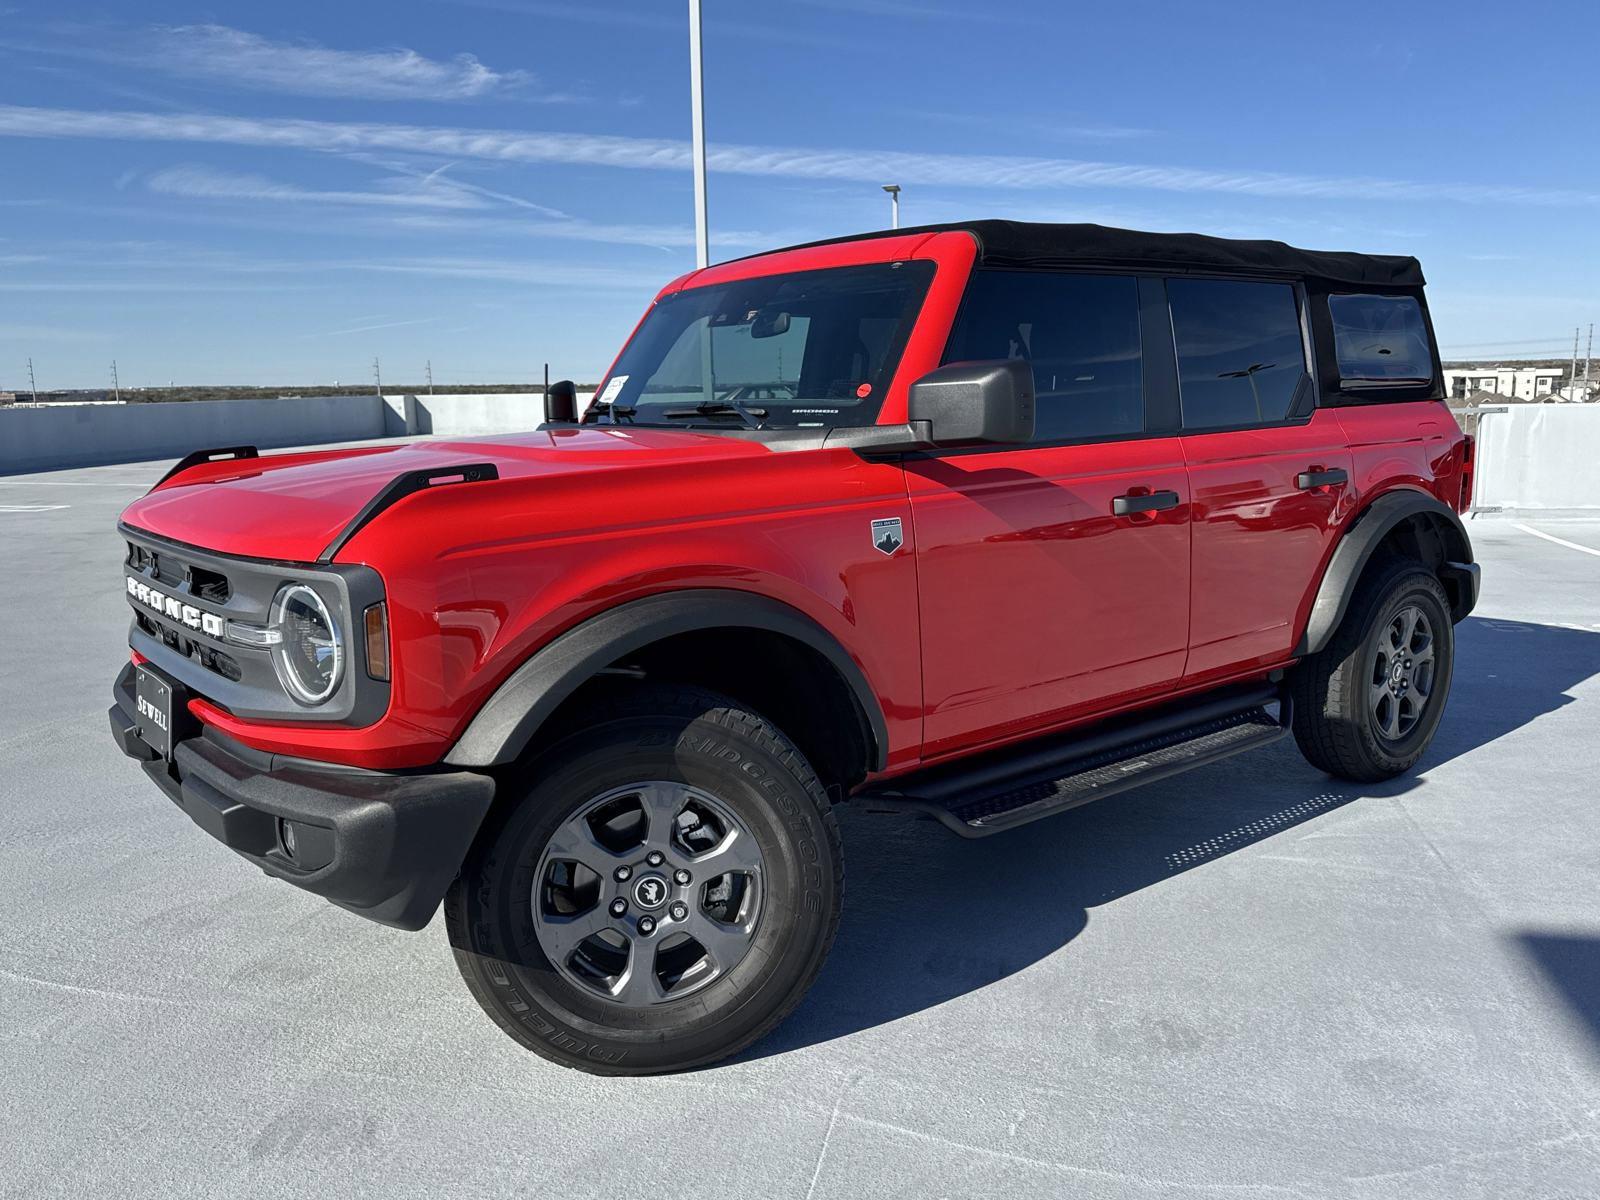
[126,576,225,637]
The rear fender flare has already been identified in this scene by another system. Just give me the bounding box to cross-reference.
[1297,490,1476,657]
[444,589,888,771]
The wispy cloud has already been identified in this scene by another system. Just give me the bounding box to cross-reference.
[5,105,1598,208]
[144,25,547,102]
[300,317,436,339]
[0,323,99,342]
[380,212,788,251]
[144,164,493,210]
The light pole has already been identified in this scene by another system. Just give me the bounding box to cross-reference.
[882,184,901,229]
[688,0,709,269]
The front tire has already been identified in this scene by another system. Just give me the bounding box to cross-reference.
[444,684,842,1075]
[1291,560,1455,783]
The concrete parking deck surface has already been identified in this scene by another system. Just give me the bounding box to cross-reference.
[4,455,1598,1200]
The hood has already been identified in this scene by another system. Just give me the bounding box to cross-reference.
[120,427,776,563]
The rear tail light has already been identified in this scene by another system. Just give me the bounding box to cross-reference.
[1458,434,1476,512]
[364,602,390,681]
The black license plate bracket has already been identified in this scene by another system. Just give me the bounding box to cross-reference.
[134,664,185,759]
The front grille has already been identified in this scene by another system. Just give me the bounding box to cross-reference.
[188,565,231,604]
[121,522,386,726]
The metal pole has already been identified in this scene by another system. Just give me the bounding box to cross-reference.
[1584,323,1593,391]
[882,184,901,229]
[27,357,37,403]
[373,356,382,397]
[110,360,120,403]
[688,0,709,270]
[1571,328,1580,400]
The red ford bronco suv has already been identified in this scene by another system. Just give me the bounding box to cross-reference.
[110,221,1479,1074]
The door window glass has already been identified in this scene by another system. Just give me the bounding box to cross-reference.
[1168,279,1307,429]
[943,270,1143,442]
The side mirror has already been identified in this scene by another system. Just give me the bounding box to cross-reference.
[545,379,578,424]
[907,359,1035,447]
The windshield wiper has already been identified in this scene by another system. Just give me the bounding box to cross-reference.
[588,400,636,423]
[661,401,768,429]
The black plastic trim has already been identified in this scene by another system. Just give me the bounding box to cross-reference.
[121,523,389,726]
[318,462,500,563]
[445,589,889,771]
[110,663,494,931]
[1297,491,1476,656]
[860,682,1286,837]
[1112,490,1180,516]
[1296,468,1349,489]
[150,446,259,492]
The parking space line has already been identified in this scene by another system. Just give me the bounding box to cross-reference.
[1513,523,1600,559]
[0,504,70,513]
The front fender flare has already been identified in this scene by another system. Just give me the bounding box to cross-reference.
[444,589,889,770]
[1297,491,1477,657]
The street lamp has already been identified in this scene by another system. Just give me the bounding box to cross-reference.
[881,184,901,229]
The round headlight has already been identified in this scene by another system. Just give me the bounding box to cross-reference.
[270,583,343,706]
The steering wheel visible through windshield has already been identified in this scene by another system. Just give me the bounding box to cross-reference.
[587,260,936,429]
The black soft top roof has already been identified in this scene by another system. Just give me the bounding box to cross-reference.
[774,220,1425,289]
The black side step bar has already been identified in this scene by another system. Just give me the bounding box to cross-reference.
[861,684,1291,838]
[150,445,259,491]
[318,463,499,562]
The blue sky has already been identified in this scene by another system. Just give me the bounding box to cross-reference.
[2,0,1596,390]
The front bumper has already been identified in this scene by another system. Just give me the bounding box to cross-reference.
[109,663,494,930]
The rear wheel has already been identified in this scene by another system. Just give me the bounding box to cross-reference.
[1291,560,1455,783]
[444,685,842,1075]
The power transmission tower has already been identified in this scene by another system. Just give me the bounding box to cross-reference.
[373,357,382,397]
[1584,323,1593,392]
[111,360,120,403]
[1572,328,1580,399]
[27,357,38,403]
[425,359,434,395]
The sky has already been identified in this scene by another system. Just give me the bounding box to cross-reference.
[1,0,1597,390]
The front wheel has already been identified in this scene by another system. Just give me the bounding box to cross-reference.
[1291,560,1456,783]
[444,685,842,1075]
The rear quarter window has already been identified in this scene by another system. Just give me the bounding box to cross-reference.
[1328,294,1434,388]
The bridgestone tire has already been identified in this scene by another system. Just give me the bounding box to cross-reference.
[1291,560,1455,783]
[444,684,843,1075]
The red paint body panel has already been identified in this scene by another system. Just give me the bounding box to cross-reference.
[118,231,1466,783]
[1180,411,1355,681]
[905,438,1191,757]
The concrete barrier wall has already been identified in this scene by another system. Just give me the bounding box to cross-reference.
[404,392,593,437]
[0,392,599,475]
[1,395,388,475]
[1474,404,1600,512]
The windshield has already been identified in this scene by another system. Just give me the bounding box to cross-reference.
[588,260,936,429]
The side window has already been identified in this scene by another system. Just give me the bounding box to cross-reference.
[1328,293,1433,387]
[1167,278,1307,430]
[943,270,1143,442]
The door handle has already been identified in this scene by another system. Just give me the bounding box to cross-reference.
[1111,490,1181,516]
[1296,467,1348,490]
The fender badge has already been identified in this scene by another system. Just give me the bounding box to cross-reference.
[871,517,903,556]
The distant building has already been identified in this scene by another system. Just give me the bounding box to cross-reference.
[1443,366,1562,401]
[0,392,17,406]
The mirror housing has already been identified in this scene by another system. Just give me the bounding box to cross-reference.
[544,379,578,424]
[830,359,1036,457]
[749,309,792,339]
[907,359,1035,448]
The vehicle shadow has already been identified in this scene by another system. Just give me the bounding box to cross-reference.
[1513,932,1600,1062]
[743,616,1600,1060]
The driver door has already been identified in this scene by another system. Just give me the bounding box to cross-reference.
[908,270,1192,759]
